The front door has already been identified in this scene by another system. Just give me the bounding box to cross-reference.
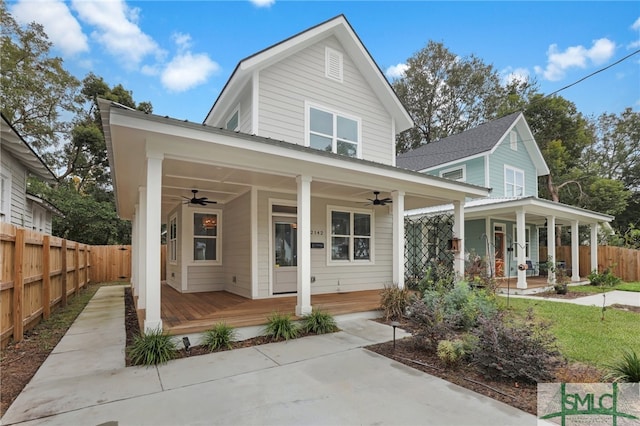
[273,217,297,294]
[494,228,505,277]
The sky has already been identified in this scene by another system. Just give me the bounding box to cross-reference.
[8,0,640,123]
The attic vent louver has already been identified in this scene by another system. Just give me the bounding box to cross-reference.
[325,47,343,82]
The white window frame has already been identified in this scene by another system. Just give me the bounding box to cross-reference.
[504,165,525,197]
[305,102,362,159]
[190,209,222,265]
[439,165,466,182]
[225,105,240,131]
[326,205,374,264]
[31,204,46,232]
[169,214,177,264]
[509,130,518,151]
[512,225,531,260]
[325,46,343,82]
[0,172,11,223]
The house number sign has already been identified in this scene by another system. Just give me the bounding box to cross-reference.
[310,230,324,236]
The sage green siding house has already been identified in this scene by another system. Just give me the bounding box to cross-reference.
[99,15,489,333]
[397,112,613,289]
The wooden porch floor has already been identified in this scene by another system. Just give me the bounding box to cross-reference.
[496,275,551,290]
[161,284,382,335]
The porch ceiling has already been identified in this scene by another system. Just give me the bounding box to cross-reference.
[101,100,489,220]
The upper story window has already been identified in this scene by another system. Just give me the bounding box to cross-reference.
[329,207,372,263]
[505,166,524,197]
[325,47,343,82]
[169,215,177,263]
[509,130,518,151]
[440,166,465,182]
[0,172,10,222]
[307,104,361,158]
[193,211,221,264]
[226,106,239,131]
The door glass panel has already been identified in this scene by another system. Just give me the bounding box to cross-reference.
[275,223,297,267]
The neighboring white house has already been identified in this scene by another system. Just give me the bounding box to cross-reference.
[99,15,490,332]
[397,112,614,289]
[1,113,60,234]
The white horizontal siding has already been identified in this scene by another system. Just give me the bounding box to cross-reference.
[222,191,252,298]
[1,149,28,227]
[186,265,224,292]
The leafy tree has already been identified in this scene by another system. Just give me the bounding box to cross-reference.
[392,41,536,153]
[0,0,80,152]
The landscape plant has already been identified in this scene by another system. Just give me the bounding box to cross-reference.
[604,349,640,382]
[263,312,299,340]
[128,327,177,366]
[379,285,414,320]
[301,309,338,334]
[588,268,622,287]
[202,322,237,351]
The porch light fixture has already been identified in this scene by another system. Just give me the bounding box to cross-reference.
[202,216,217,229]
[390,321,400,350]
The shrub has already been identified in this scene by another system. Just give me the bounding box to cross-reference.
[380,285,413,321]
[604,349,640,382]
[418,263,456,293]
[437,339,467,365]
[302,309,338,334]
[202,322,237,351]
[405,298,456,351]
[471,310,563,384]
[588,269,622,287]
[422,281,497,331]
[264,312,299,340]
[128,327,177,366]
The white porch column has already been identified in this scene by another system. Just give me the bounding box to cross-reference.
[571,220,580,282]
[144,153,163,332]
[547,216,556,284]
[590,223,599,274]
[452,199,465,279]
[131,206,138,297]
[296,175,312,316]
[391,190,405,289]
[516,209,527,289]
[137,189,147,309]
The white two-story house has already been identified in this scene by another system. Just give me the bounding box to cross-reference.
[397,112,614,289]
[99,15,490,333]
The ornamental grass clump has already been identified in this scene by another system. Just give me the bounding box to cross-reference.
[128,327,177,366]
[302,309,338,334]
[604,349,640,383]
[264,312,299,340]
[202,322,237,351]
[380,285,413,321]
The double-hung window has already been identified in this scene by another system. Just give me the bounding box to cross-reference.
[307,104,360,158]
[193,211,220,263]
[329,208,372,262]
[505,166,524,197]
[512,225,531,260]
[169,215,177,263]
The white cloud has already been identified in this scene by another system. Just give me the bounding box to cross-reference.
[535,38,616,81]
[71,0,162,67]
[158,33,219,92]
[501,67,530,85]
[10,0,88,56]
[628,40,640,49]
[250,0,275,7]
[631,17,640,31]
[385,63,408,79]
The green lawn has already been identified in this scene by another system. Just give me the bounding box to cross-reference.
[569,281,640,294]
[501,298,640,367]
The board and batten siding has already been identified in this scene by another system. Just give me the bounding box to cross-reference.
[257,36,396,165]
[222,190,252,298]
[489,128,538,198]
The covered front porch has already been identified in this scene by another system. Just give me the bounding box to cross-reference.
[158,284,382,335]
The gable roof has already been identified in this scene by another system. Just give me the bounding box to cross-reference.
[396,112,549,176]
[203,14,413,132]
[1,113,57,182]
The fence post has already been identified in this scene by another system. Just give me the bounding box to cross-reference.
[42,235,51,319]
[13,228,25,342]
[74,243,80,294]
[61,239,67,307]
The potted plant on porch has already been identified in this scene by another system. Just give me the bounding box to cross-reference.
[553,267,569,294]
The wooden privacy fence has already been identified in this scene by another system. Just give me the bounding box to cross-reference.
[89,245,166,282]
[1,222,90,347]
[540,245,640,282]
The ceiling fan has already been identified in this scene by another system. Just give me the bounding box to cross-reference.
[183,189,217,206]
[366,191,392,206]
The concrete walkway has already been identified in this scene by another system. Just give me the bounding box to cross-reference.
[1,285,535,426]
[504,290,640,307]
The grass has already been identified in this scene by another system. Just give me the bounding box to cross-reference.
[502,298,639,368]
[569,281,640,294]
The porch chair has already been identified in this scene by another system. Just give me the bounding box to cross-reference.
[525,260,536,276]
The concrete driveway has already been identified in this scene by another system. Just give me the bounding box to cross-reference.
[1,286,535,426]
